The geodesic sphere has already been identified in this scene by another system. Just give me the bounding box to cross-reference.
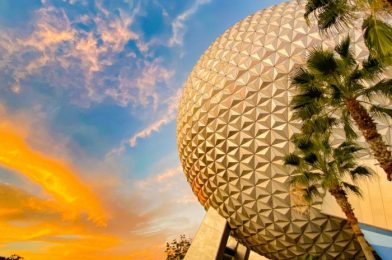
[176,1,377,259]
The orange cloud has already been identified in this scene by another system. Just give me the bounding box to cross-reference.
[0,122,107,225]
[0,107,201,259]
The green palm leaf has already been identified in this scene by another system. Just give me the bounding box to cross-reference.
[304,0,328,22]
[301,115,337,135]
[369,104,392,119]
[342,109,358,140]
[292,134,314,151]
[335,35,355,67]
[362,79,392,99]
[291,171,323,184]
[341,181,362,196]
[284,153,301,166]
[361,55,384,80]
[304,185,321,202]
[362,15,392,63]
[307,48,338,75]
[304,152,318,165]
[350,166,373,181]
[291,68,315,86]
[316,0,354,30]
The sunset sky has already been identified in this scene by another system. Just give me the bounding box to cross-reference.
[0,0,285,259]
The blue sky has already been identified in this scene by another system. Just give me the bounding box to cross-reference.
[0,0,284,258]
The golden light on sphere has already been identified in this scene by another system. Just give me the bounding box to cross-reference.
[177,0,391,259]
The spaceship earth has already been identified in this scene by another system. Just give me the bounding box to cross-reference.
[176,0,390,259]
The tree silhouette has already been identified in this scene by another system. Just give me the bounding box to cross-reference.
[164,234,191,260]
[0,255,23,260]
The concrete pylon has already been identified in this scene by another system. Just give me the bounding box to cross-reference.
[185,208,269,260]
[185,208,230,260]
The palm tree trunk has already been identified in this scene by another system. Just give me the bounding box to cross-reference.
[345,98,392,181]
[329,186,376,260]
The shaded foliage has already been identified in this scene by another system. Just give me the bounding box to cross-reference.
[304,0,392,63]
[291,36,392,182]
[0,255,23,260]
[284,117,377,259]
[165,235,192,260]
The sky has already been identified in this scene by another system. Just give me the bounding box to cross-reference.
[0,0,284,259]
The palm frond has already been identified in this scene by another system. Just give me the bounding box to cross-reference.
[350,166,374,181]
[290,185,320,204]
[335,35,355,66]
[341,181,362,197]
[290,171,323,187]
[290,173,310,186]
[330,83,344,104]
[334,142,355,162]
[284,153,301,166]
[335,35,351,57]
[348,83,366,96]
[301,115,337,135]
[345,65,365,94]
[362,15,392,62]
[291,68,315,86]
[293,85,325,102]
[291,84,325,114]
[304,152,318,165]
[292,103,323,120]
[320,136,332,151]
[306,171,323,182]
[361,55,384,80]
[348,66,362,82]
[338,161,356,172]
[307,48,338,76]
[291,88,325,119]
[362,79,392,99]
[317,0,354,31]
[336,141,362,154]
[304,185,321,202]
[292,134,314,152]
[369,104,392,120]
[322,171,338,189]
[342,109,358,140]
[304,0,328,22]
[333,142,363,173]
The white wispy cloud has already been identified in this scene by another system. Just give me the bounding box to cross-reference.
[105,59,174,108]
[129,163,202,242]
[107,90,181,157]
[169,0,211,46]
[137,165,182,188]
[134,164,198,207]
[0,6,77,94]
[0,1,172,109]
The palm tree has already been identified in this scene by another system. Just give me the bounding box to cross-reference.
[284,117,377,259]
[304,0,392,63]
[291,36,392,181]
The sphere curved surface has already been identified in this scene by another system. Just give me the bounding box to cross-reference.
[177,1,390,259]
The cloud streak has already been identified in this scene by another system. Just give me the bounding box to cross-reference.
[169,0,212,46]
[107,90,180,157]
[137,165,182,188]
[104,59,174,108]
